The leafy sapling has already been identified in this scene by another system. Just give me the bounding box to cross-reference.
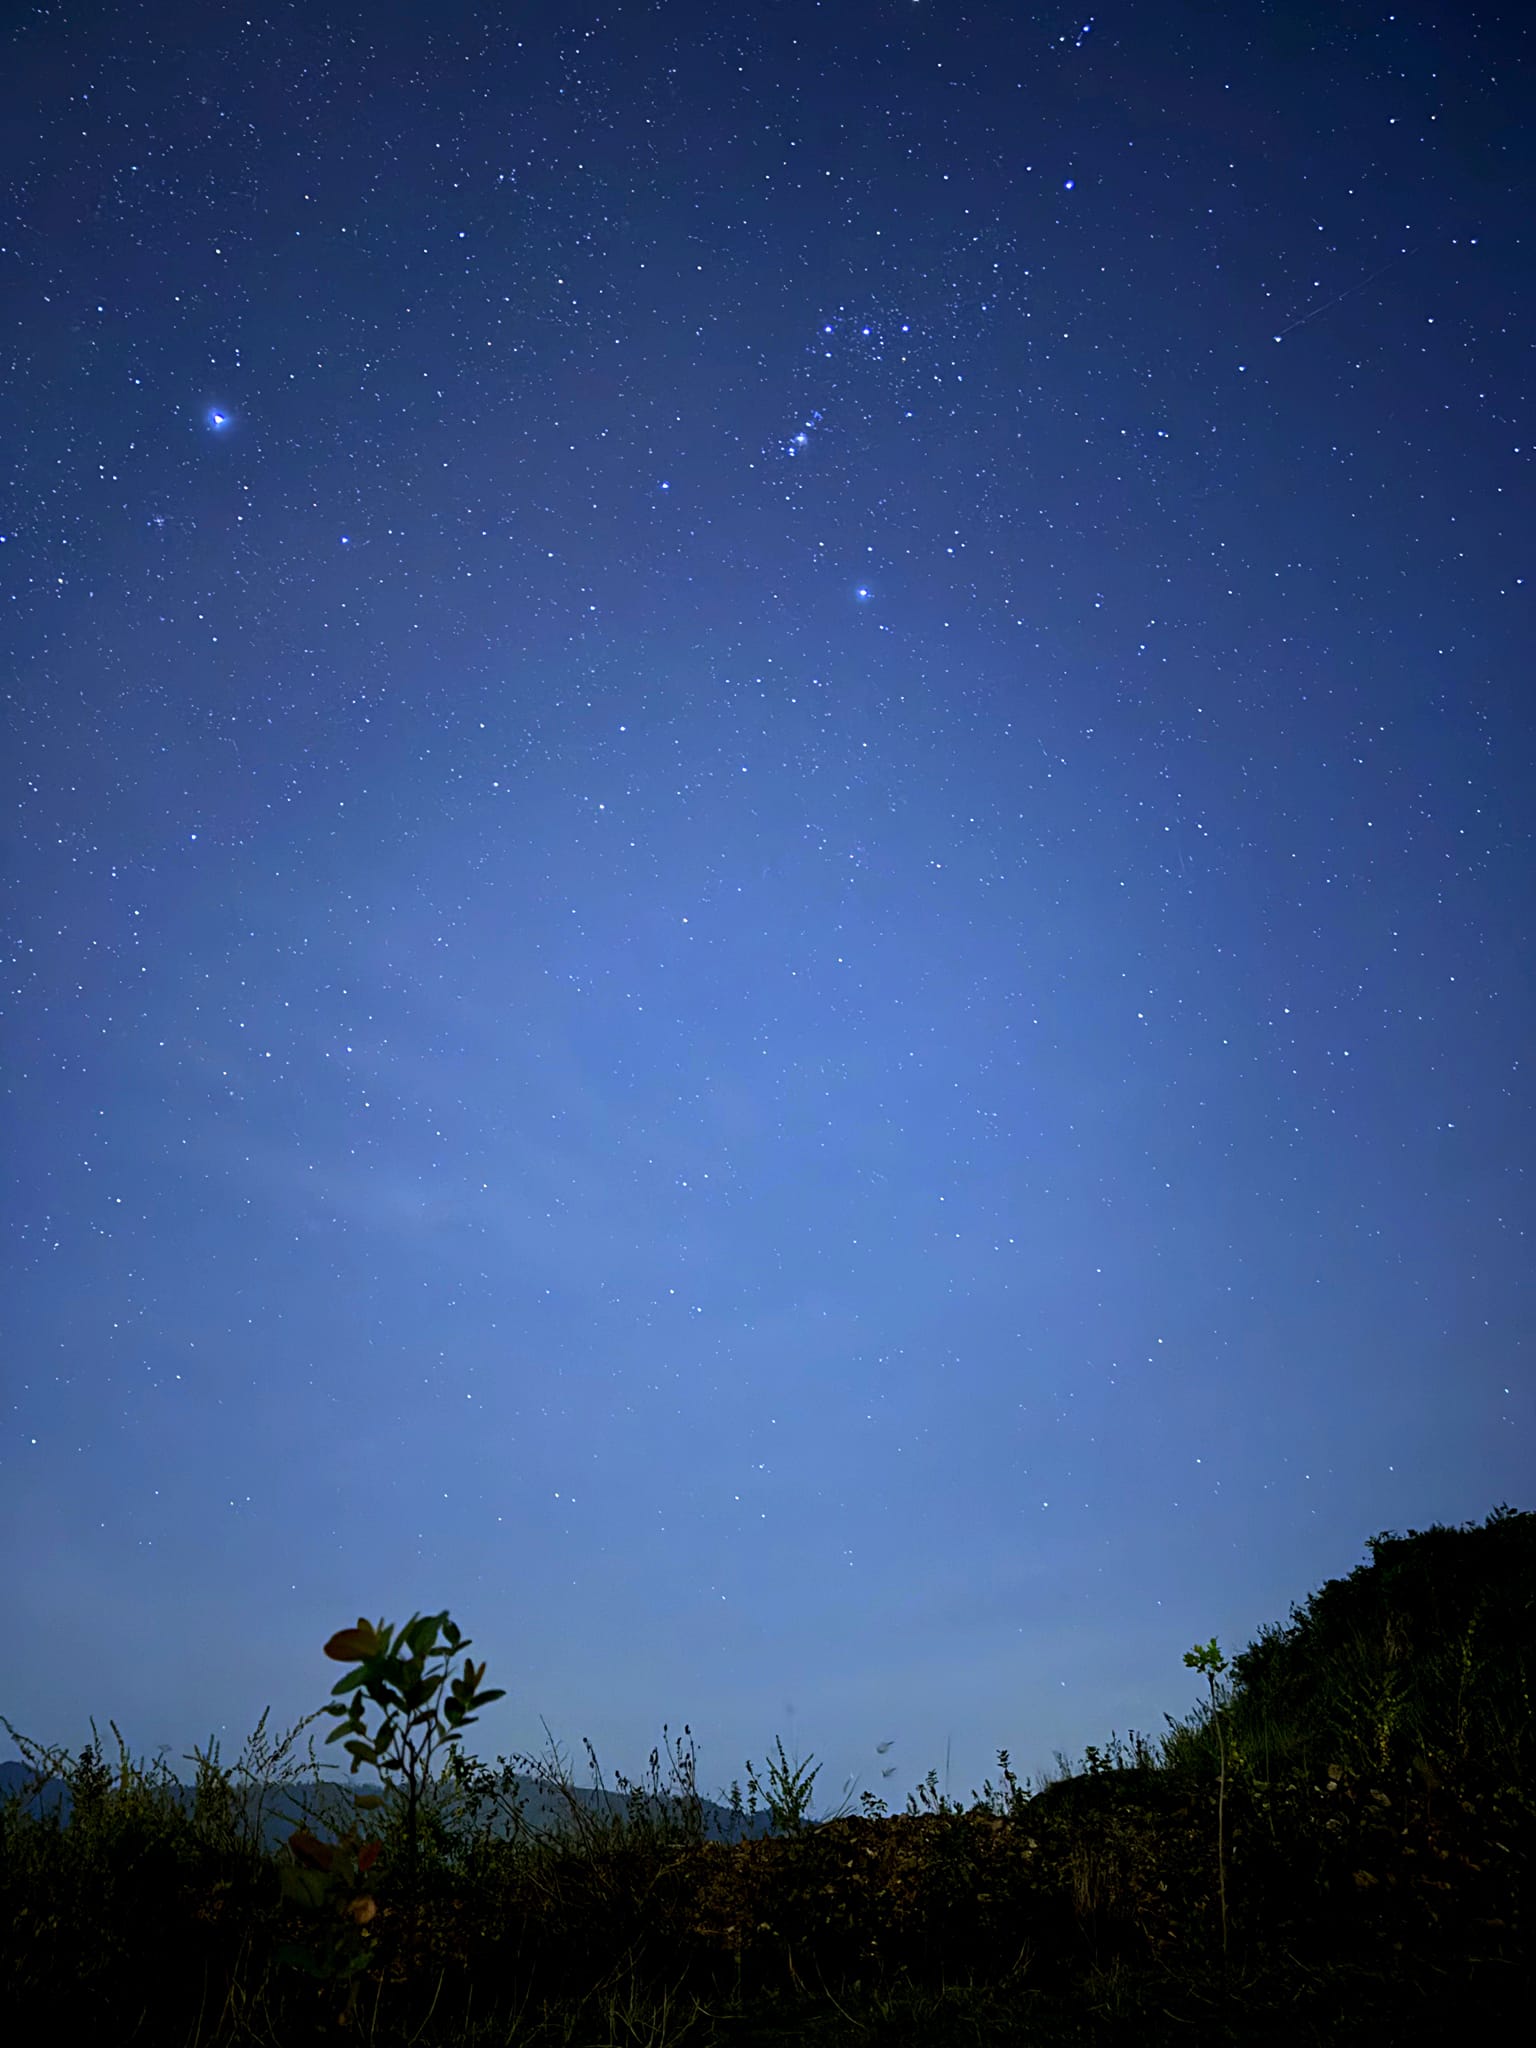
[318,1610,506,1907]
[276,1609,504,2019]
[1183,1636,1230,1969]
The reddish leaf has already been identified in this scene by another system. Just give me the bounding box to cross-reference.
[325,1620,382,1663]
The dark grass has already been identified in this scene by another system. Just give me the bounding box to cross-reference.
[3,1504,1531,2044]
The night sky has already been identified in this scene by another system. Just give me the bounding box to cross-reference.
[3,1,1532,1824]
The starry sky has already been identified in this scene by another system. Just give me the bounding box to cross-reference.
[3,0,1532,1823]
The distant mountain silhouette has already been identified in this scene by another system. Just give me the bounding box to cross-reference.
[0,1757,780,1858]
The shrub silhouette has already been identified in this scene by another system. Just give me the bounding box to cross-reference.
[2,1503,1530,2044]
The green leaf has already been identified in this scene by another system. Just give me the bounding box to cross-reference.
[401,1614,446,1661]
[279,1867,331,1910]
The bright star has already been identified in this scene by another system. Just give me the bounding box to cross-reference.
[205,407,233,432]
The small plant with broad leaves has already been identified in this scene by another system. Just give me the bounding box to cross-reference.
[1183,1636,1230,1968]
[274,1609,505,2025]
